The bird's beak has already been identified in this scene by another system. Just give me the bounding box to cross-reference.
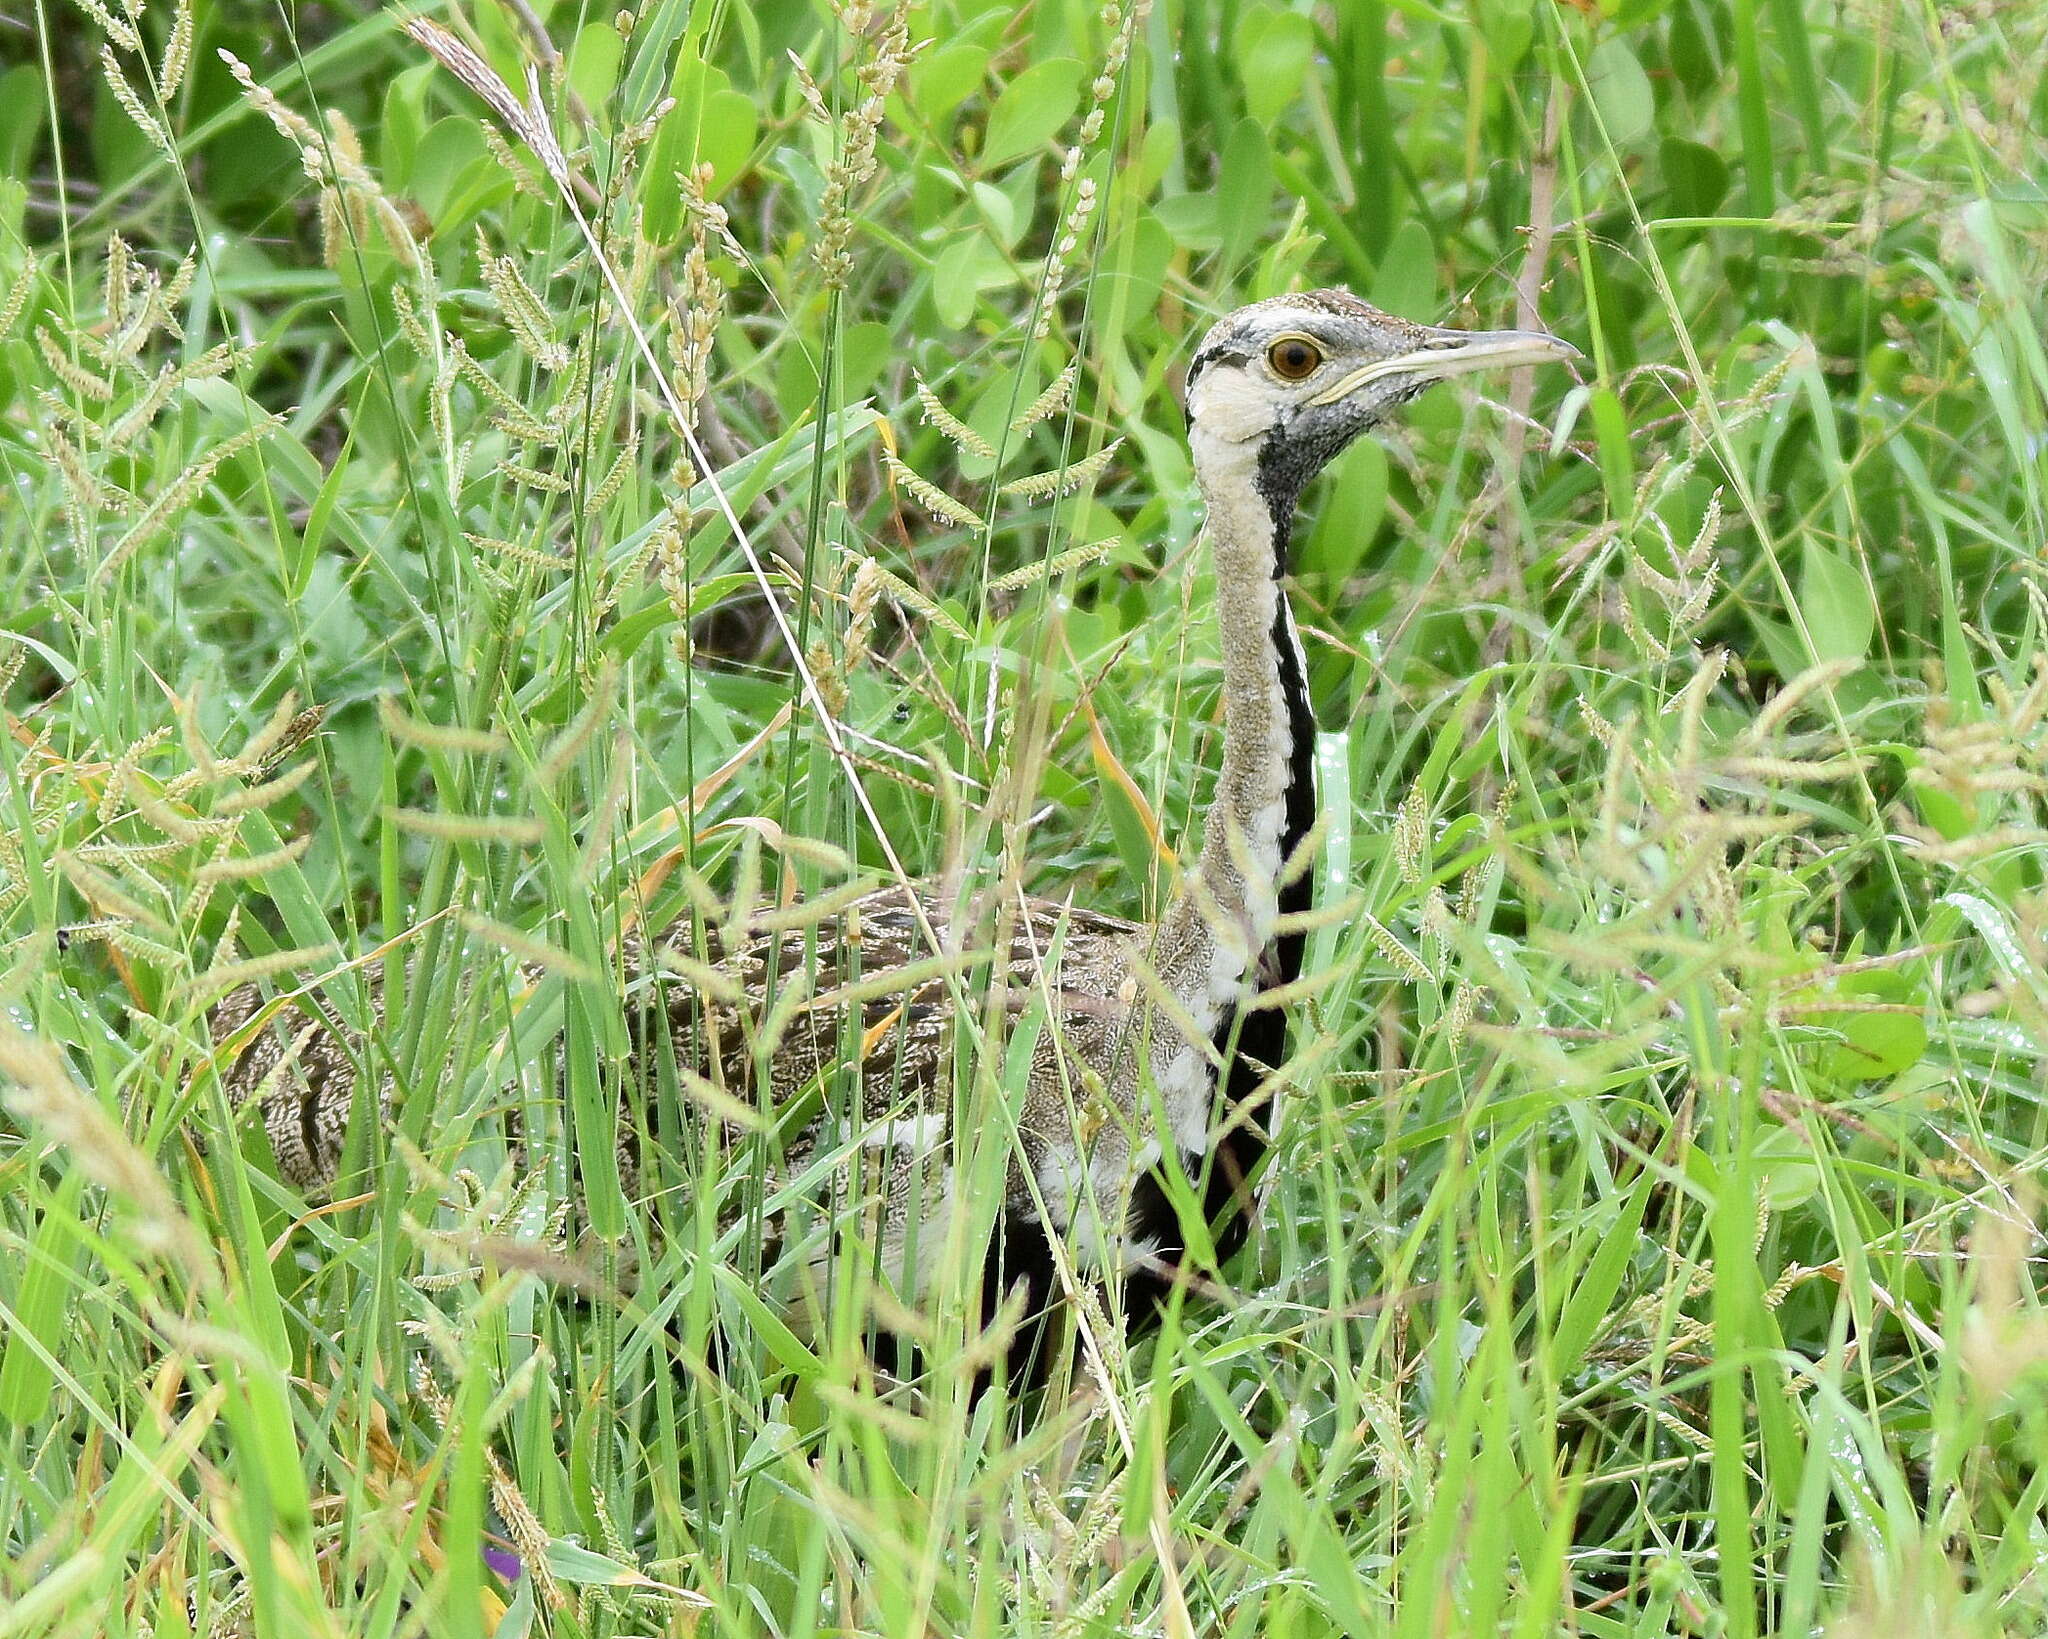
[1309,325,1580,404]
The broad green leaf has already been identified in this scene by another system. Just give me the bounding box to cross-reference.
[1798,541,1875,663]
[1661,136,1730,216]
[930,233,1011,328]
[643,57,756,240]
[1747,612,1810,685]
[978,58,1084,168]
[1216,118,1273,269]
[1481,3,1535,71]
[378,63,435,189]
[971,180,1022,249]
[1369,218,1436,321]
[1588,38,1655,147]
[1235,8,1316,124]
[89,75,155,190]
[411,117,492,228]
[565,22,625,111]
[698,89,759,188]
[1812,973,1929,1083]
[1908,775,1973,843]
[1754,1124,1822,1211]
[0,67,41,180]
[908,42,989,124]
[1668,0,1719,92]
[1154,191,1221,251]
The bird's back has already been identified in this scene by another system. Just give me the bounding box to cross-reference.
[206,881,1162,1301]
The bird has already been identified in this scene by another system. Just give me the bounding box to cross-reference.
[208,289,1576,1374]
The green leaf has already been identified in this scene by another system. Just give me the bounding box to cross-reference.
[1549,1166,1653,1380]
[1589,387,1635,516]
[565,22,625,112]
[1668,1,1718,93]
[978,58,1084,169]
[1302,439,1387,584]
[930,233,1011,328]
[411,117,492,228]
[0,67,46,182]
[1235,8,1315,124]
[0,1171,86,1422]
[971,181,1022,249]
[1153,191,1221,252]
[1753,1124,1821,1212]
[1216,118,1272,270]
[1747,612,1809,685]
[1369,218,1437,321]
[1813,973,1929,1083]
[642,57,756,240]
[293,427,354,598]
[837,319,892,398]
[378,64,435,189]
[1480,4,1534,72]
[908,42,989,124]
[543,1539,663,1586]
[1661,137,1730,217]
[89,76,154,190]
[715,1266,824,1379]
[1798,542,1875,663]
[1587,38,1655,148]
[698,89,759,189]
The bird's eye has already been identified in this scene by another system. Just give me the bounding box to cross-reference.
[1266,337,1323,380]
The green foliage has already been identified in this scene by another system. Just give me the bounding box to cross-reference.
[3,0,2048,1635]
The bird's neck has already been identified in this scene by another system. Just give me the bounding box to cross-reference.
[1161,430,1318,995]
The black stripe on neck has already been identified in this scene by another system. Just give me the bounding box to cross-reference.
[1268,583,1318,979]
[1254,485,1319,980]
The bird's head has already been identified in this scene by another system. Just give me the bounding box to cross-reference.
[1185,289,1578,514]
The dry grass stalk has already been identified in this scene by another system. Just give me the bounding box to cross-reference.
[881,450,986,534]
[410,1363,567,1613]
[915,376,994,459]
[401,19,569,186]
[810,8,919,290]
[999,438,1122,501]
[1034,1,1149,336]
[667,164,726,436]
[1012,362,1078,433]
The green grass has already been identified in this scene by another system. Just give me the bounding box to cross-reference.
[4,0,2048,1633]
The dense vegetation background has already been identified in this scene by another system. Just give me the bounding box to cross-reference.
[3,0,2047,1633]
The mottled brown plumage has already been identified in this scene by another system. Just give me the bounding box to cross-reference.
[207,978,373,1190]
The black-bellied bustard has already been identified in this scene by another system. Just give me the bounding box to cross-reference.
[211,291,1575,1370]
